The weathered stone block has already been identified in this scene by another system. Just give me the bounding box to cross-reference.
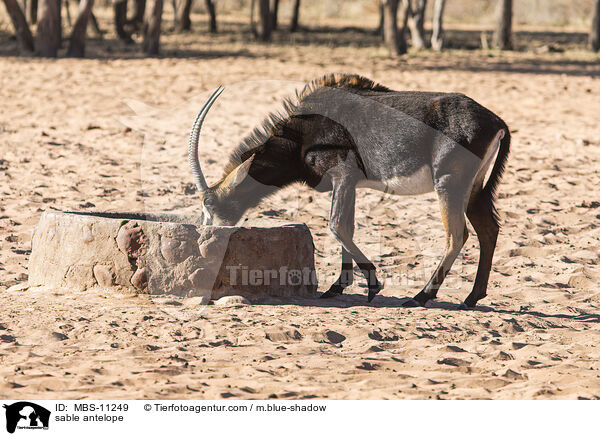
[93,264,114,287]
[28,211,318,300]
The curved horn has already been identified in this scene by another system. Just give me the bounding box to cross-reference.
[188,86,225,194]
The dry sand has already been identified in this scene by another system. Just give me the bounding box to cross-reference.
[1,23,600,399]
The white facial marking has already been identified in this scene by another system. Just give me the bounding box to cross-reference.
[202,205,213,225]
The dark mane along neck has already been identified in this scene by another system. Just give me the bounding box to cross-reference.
[223,100,296,176]
[297,73,391,100]
[224,74,390,176]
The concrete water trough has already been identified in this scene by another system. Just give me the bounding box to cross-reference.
[28,210,318,301]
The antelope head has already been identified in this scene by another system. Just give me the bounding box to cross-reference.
[188,87,257,226]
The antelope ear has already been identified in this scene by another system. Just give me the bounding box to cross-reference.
[223,155,255,190]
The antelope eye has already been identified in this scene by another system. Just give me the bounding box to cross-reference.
[203,195,215,207]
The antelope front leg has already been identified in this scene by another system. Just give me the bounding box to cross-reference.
[320,247,354,298]
[325,177,382,302]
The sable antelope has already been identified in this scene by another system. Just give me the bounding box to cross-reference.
[188,74,510,308]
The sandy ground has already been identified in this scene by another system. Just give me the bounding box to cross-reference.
[1,21,600,399]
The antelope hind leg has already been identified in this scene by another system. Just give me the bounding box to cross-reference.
[463,190,499,307]
[405,188,468,307]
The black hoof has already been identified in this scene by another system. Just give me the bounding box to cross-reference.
[410,291,433,307]
[367,282,382,303]
[462,299,478,308]
[402,298,421,308]
[457,302,469,310]
[367,290,378,302]
[463,293,484,308]
[320,285,344,299]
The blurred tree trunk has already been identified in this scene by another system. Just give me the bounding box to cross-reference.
[408,0,426,49]
[383,0,409,56]
[205,0,216,33]
[89,10,102,36]
[67,0,93,57]
[64,0,71,26]
[2,0,35,52]
[398,0,410,52]
[257,0,271,41]
[270,0,278,30]
[590,0,600,51]
[36,0,61,56]
[57,0,61,37]
[430,0,445,50]
[492,0,512,50]
[171,0,177,26]
[176,0,191,31]
[290,0,300,32]
[383,0,399,54]
[114,0,132,41]
[28,0,37,23]
[250,0,256,36]
[142,0,162,54]
[129,0,145,28]
[376,1,384,38]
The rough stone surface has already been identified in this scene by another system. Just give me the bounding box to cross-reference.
[28,211,318,300]
[93,264,114,287]
[130,267,148,291]
[116,225,146,259]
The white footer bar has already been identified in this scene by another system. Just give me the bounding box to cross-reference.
[1,400,596,435]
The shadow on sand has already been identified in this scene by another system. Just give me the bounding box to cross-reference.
[256,291,600,325]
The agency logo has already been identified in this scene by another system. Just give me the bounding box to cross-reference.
[2,402,50,434]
